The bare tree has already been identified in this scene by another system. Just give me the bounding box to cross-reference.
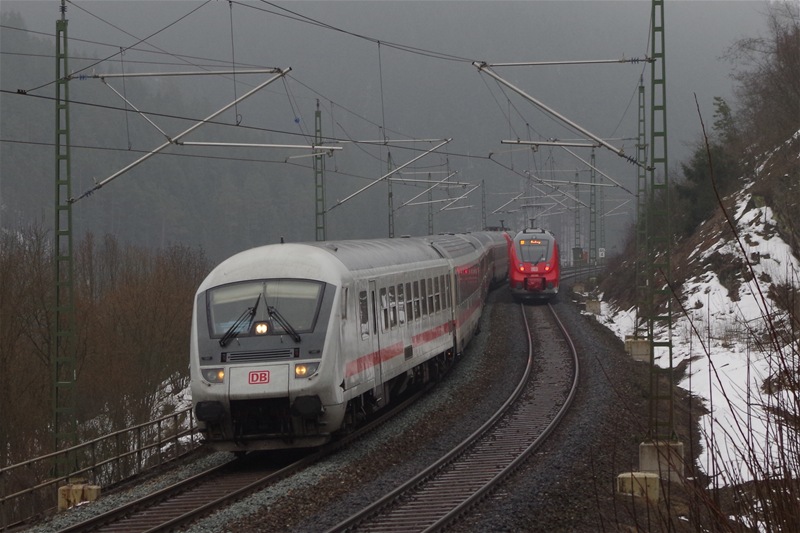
[0,228,209,462]
[727,1,800,150]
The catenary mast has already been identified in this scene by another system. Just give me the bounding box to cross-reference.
[52,0,78,477]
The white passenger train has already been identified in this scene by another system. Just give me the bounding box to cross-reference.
[190,232,509,452]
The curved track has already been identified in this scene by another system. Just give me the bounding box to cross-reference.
[325,302,580,533]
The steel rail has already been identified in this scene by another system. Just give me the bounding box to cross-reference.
[53,384,433,533]
[325,300,580,533]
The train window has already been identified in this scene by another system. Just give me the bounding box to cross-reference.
[380,287,389,331]
[420,279,428,316]
[397,284,406,325]
[342,287,348,320]
[207,279,324,338]
[405,282,413,322]
[413,281,421,319]
[517,238,550,263]
[359,290,369,339]
[433,277,441,312]
[444,276,451,309]
[389,285,397,328]
[427,278,435,314]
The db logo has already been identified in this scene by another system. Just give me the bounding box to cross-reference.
[248,370,270,384]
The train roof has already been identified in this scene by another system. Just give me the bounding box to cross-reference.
[307,237,445,271]
[198,232,503,292]
[513,227,555,239]
[309,232,503,270]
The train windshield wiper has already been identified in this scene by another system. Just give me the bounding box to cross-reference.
[268,305,302,343]
[219,294,261,347]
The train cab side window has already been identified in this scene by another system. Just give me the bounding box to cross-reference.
[389,285,397,328]
[405,282,413,322]
[413,281,421,319]
[342,287,348,319]
[433,277,441,312]
[359,290,369,340]
[397,284,406,325]
[380,287,389,331]
[444,276,451,309]
[420,280,428,316]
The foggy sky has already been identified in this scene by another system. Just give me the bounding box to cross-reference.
[1,1,770,254]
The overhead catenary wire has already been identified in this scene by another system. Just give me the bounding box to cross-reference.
[1,86,502,168]
[474,61,642,168]
[488,156,585,210]
[243,0,476,64]
[21,0,215,94]
[329,139,452,211]
[69,67,292,203]
[7,0,650,158]
[14,1,646,169]
[0,136,443,190]
[4,0,655,225]
[0,24,266,70]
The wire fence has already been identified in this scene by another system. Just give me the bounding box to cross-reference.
[0,407,201,530]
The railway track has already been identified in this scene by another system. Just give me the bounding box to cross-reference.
[49,289,585,533]
[325,301,579,533]
[54,386,432,533]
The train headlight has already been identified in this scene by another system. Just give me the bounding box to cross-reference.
[295,362,320,378]
[201,368,225,383]
[544,264,551,272]
[518,264,525,272]
[253,321,269,335]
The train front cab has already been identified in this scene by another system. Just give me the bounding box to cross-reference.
[509,228,560,302]
[190,271,344,452]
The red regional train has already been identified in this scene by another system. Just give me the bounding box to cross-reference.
[190,232,508,453]
[507,227,560,301]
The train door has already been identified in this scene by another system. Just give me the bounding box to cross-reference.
[368,280,385,403]
[448,269,460,359]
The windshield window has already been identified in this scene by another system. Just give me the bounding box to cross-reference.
[516,238,551,264]
[207,279,324,337]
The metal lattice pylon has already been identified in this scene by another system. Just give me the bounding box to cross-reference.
[314,100,326,241]
[646,0,676,440]
[53,4,78,477]
[387,152,395,238]
[589,149,597,265]
[635,79,649,340]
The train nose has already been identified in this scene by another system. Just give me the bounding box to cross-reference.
[195,401,225,422]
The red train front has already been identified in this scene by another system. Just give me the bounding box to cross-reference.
[508,228,560,301]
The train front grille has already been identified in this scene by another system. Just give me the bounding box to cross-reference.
[230,398,291,437]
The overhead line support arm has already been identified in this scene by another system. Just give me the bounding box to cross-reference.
[329,139,451,211]
[473,61,642,168]
[70,68,292,203]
